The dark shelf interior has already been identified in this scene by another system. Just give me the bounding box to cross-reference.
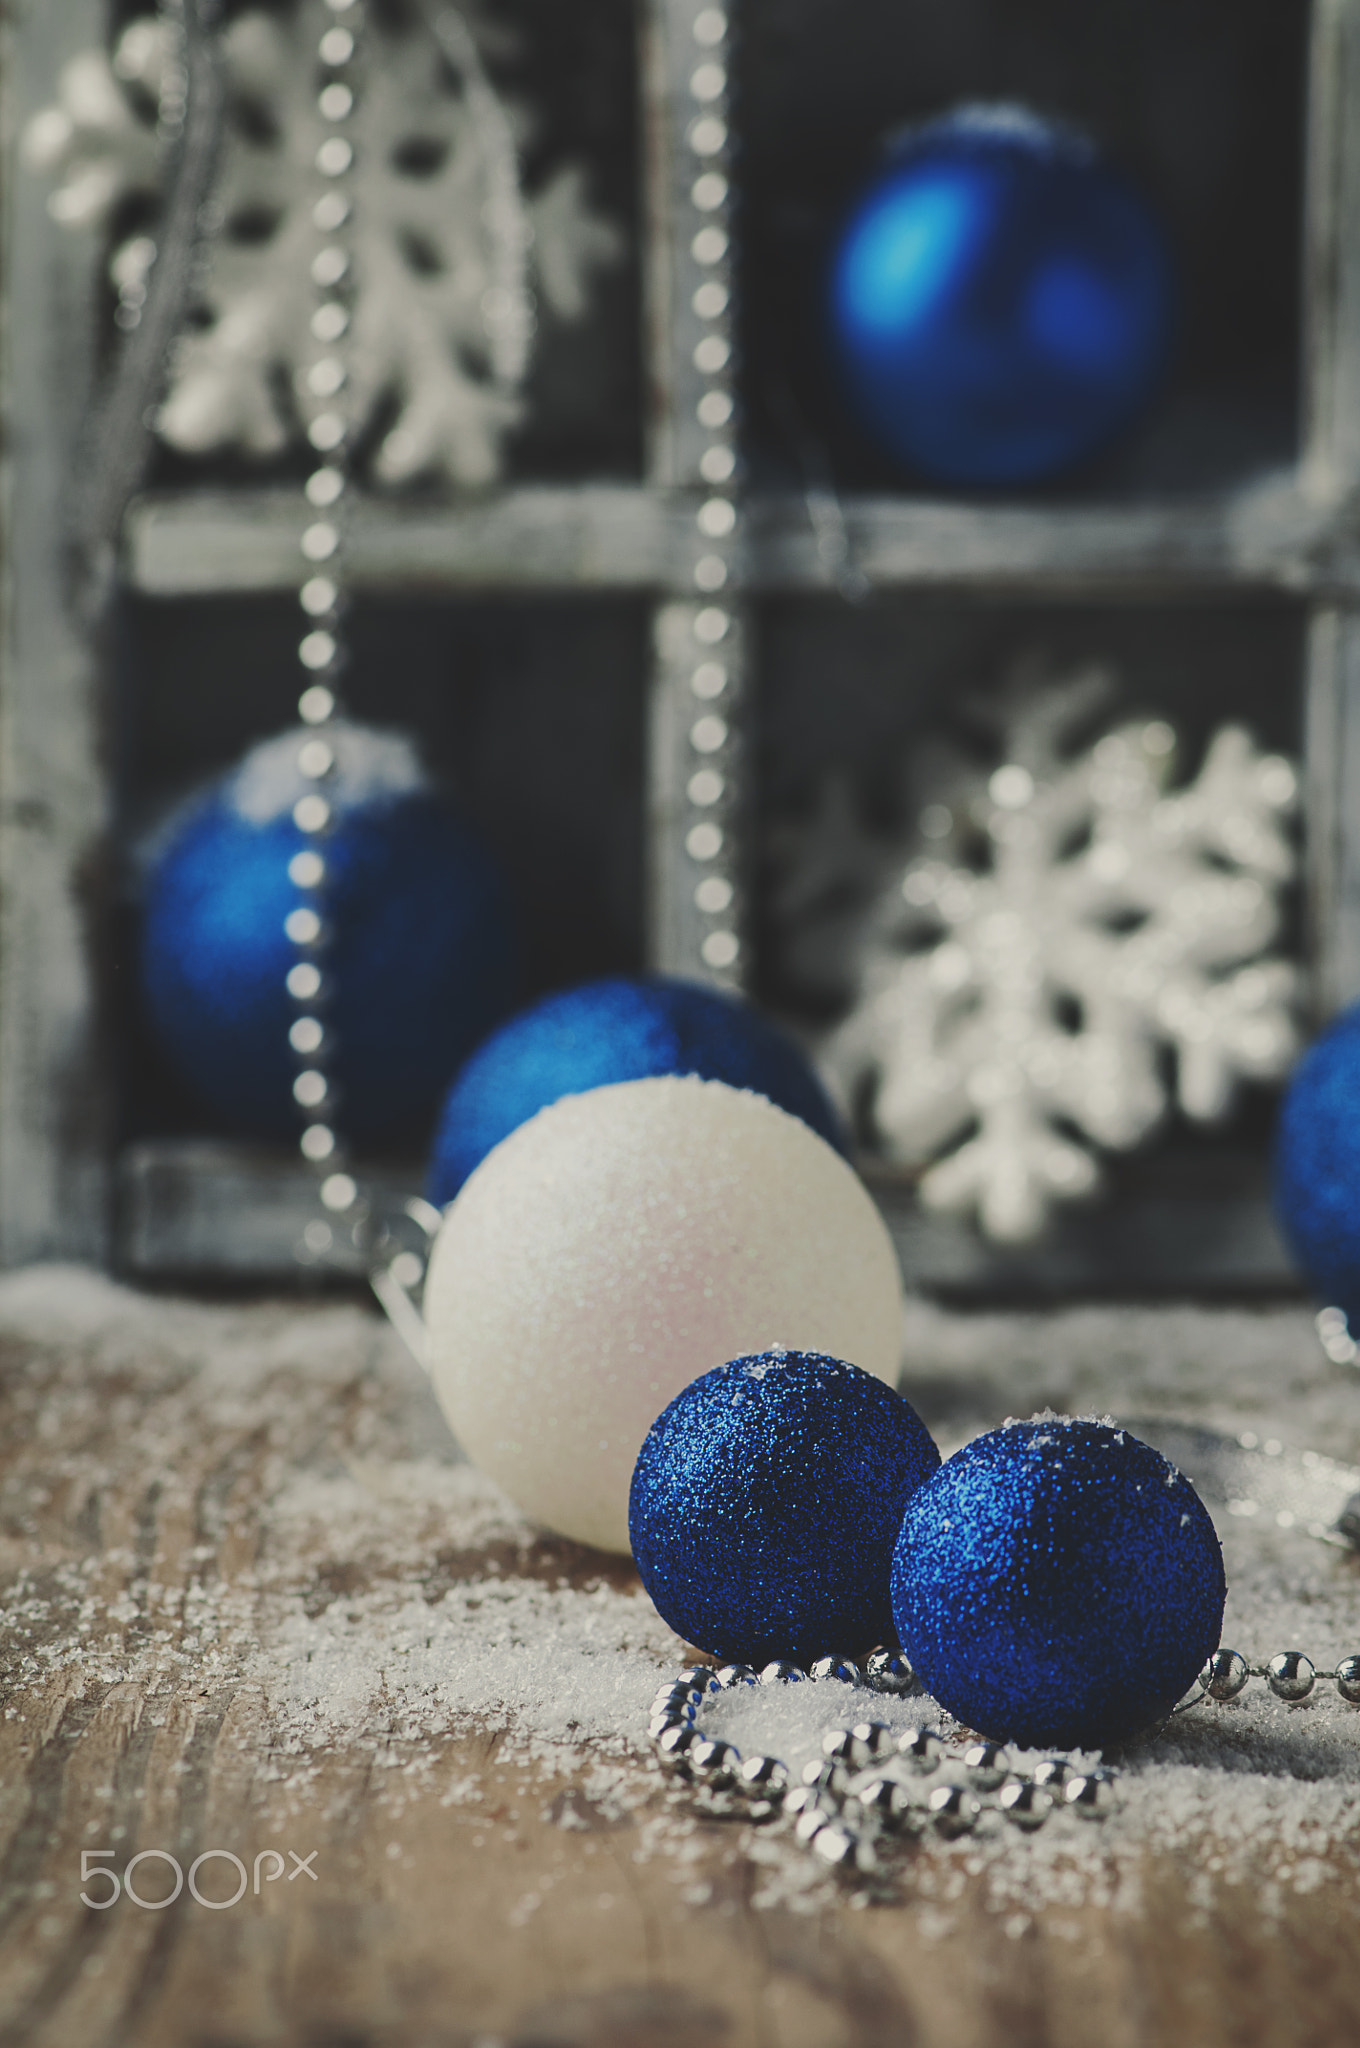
[116,0,645,497]
[752,590,1307,1007]
[110,590,650,1154]
[749,592,1307,1228]
[738,0,1309,501]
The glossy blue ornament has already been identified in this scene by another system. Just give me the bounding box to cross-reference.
[829,105,1174,487]
[426,976,846,1206]
[892,1419,1224,1750]
[141,725,517,1146]
[1274,1005,1360,1327]
[629,1350,940,1666]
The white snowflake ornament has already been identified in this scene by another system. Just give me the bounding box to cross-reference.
[802,672,1302,1243]
[25,4,623,487]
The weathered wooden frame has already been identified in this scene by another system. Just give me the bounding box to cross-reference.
[4,0,1360,1282]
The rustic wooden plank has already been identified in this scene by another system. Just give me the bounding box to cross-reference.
[1303,608,1360,1019]
[116,1138,1299,1296]
[0,1281,1356,2048]
[0,0,113,1265]
[870,1160,1298,1299]
[125,484,697,597]
[1303,0,1360,495]
[1299,1,1360,1022]
[124,476,1358,600]
[116,1140,420,1279]
[747,477,1353,598]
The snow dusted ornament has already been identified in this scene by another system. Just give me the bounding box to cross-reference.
[782,667,1302,1243]
[24,2,623,487]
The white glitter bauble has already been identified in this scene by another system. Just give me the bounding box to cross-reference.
[423,1074,905,1551]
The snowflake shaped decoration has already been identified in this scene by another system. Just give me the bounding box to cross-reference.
[24,3,623,487]
[778,668,1302,1243]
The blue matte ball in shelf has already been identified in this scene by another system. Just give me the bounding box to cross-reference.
[892,1419,1225,1750]
[829,106,1174,487]
[141,726,517,1147]
[1274,1005,1360,1328]
[629,1350,940,1667]
[426,976,846,1206]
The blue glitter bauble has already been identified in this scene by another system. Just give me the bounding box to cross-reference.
[629,1350,940,1666]
[829,106,1173,486]
[891,1420,1225,1750]
[426,976,845,1206]
[1275,1006,1360,1326]
[141,726,517,1145]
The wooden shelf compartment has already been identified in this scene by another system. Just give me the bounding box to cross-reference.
[118,1137,1297,1297]
[123,474,1360,602]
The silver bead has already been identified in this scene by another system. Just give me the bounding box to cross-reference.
[649,1683,697,1711]
[927,1784,980,1837]
[800,1758,849,1798]
[713,1663,758,1689]
[1335,1653,1360,1705]
[1030,1757,1071,1789]
[998,1779,1054,1831]
[864,1649,916,1695]
[676,1665,720,1693]
[962,1741,1011,1789]
[737,1753,788,1793]
[821,1725,889,1769]
[809,1656,859,1685]
[689,1737,741,1786]
[648,1701,691,1728]
[1266,1650,1316,1701]
[297,684,335,725]
[656,1724,698,1770]
[1201,1647,1250,1701]
[895,1725,940,1772]
[811,1823,874,1871]
[287,961,323,1001]
[850,1775,916,1831]
[782,1783,831,1821]
[319,1172,357,1214]
[1064,1772,1116,1819]
[793,1804,832,1845]
[759,1661,806,1685]
[650,1684,698,1717]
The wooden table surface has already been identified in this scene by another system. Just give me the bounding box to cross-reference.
[0,1270,1357,2048]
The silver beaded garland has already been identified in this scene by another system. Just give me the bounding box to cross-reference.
[1199,1647,1250,1701]
[1315,1305,1360,1369]
[646,1656,1123,1871]
[1184,1645,1360,1707]
[1265,1650,1316,1701]
[656,4,744,990]
[650,1632,1360,1870]
[288,0,366,1264]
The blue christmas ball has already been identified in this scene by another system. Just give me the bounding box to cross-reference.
[629,1350,940,1666]
[891,1419,1224,1750]
[426,976,846,1206]
[829,106,1174,487]
[141,725,517,1146]
[1274,1006,1360,1327]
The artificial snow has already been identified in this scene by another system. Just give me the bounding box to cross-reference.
[1,1265,1357,1928]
